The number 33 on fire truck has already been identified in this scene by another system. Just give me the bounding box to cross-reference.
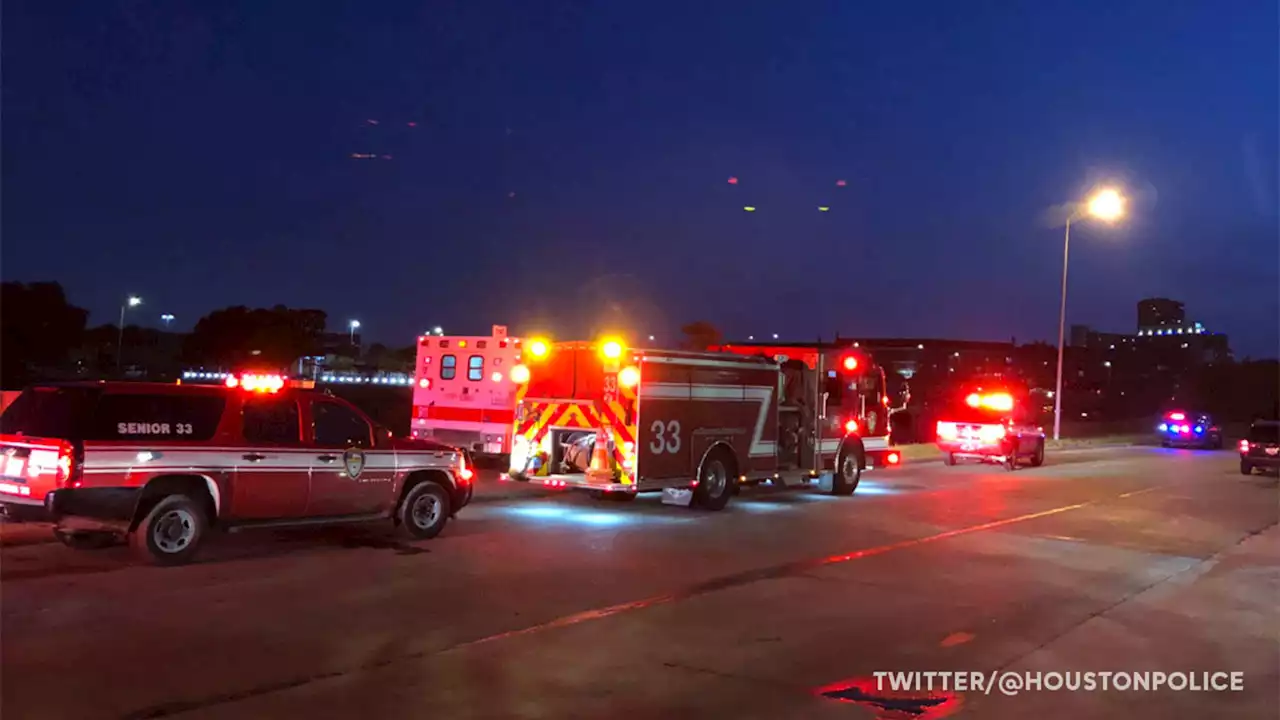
[649,419,681,454]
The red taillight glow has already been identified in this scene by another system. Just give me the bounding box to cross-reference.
[842,356,858,371]
[1239,440,1250,452]
[978,424,1007,443]
[887,451,901,465]
[845,419,859,434]
[225,376,239,388]
[1168,412,1186,421]
[239,374,285,393]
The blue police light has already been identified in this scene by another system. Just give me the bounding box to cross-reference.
[1157,423,1168,432]
[1194,425,1203,434]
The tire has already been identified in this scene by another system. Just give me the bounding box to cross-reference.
[1005,443,1018,471]
[132,495,207,566]
[943,452,956,467]
[1029,440,1045,467]
[53,529,117,550]
[833,447,863,496]
[692,450,733,511]
[1240,460,1253,476]
[399,481,451,540]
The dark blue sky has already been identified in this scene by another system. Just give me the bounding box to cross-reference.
[5,1,1278,356]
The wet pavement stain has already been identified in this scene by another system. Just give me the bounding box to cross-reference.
[816,677,961,719]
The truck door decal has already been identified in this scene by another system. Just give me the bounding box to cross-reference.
[643,383,775,457]
[648,420,682,454]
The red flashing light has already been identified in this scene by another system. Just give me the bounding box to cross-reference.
[886,451,901,465]
[1167,411,1186,421]
[231,373,285,394]
[225,376,239,389]
[1239,439,1250,453]
[967,391,1013,412]
[842,356,858,371]
[845,419,859,434]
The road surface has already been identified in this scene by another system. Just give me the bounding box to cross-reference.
[1,447,1276,719]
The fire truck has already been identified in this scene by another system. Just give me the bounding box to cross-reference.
[506,337,901,509]
[411,325,524,460]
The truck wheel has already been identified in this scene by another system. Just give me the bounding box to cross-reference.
[133,495,206,566]
[1239,460,1253,476]
[1029,440,1045,467]
[944,452,957,467]
[53,529,118,550]
[399,481,451,540]
[832,448,862,496]
[693,451,733,511]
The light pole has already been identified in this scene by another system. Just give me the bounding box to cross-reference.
[1053,188,1125,440]
[349,319,361,344]
[117,296,142,370]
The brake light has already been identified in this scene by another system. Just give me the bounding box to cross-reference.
[844,419,859,434]
[936,421,958,441]
[881,396,889,406]
[1239,440,1250,453]
[458,454,474,482]
[618,365,641,388]
[886,451,901,465]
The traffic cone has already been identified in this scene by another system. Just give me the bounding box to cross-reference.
[588,431,612,477]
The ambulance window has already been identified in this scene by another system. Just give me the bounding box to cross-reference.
[441,355,457,380]
[242,397,302,445]
[467,355,484,381]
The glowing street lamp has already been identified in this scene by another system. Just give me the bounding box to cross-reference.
[1053,187,1127,440]
[117,296,142,371]
[349,319,361,343]
[160,313,175,328]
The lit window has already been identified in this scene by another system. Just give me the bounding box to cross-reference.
[441,355,457,380]
[467,355,484,381]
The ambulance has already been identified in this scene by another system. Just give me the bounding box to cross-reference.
[411,325,524,460]
[506,337,900,510]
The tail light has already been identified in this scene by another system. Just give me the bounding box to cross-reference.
[1239,440,1250,453]
[845,419,859,434]
[886,451,901,465]
[936,422,958,441]
[458,453,474,482]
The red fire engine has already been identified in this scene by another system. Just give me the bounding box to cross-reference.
[506,337,900,509]
[411,325,524,459]
[934,382,1046,469]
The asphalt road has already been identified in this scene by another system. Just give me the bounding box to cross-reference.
[1,448,1276,720]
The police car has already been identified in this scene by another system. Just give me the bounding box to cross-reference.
[0,374,473,565]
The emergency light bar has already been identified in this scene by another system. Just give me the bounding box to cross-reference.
[965,392,1014,413]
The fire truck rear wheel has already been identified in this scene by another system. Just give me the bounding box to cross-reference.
[833,448,862,496]
[693,452,733,511]
[400,481,451,540]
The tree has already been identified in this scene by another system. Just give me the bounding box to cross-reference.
[680,321,722,350]
[182,305,327,368]
[1,282,88,386]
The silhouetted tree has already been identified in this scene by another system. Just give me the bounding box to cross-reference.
[1,282,88,386]
[183,305,327,368]
[680,321,722,350]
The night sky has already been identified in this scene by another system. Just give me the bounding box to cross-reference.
[5,1,1277,357]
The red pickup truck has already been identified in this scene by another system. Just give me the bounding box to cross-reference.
[0,375,472,565]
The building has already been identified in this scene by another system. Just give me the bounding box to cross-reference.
[1137,298,1186,332]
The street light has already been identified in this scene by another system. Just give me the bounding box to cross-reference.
[117,296,142,371]
[1053,187,1126,441]
[349,319,361,343]
[160,313,174,328]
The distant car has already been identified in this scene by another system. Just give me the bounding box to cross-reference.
[935,386,1046,470]
[1156,410,1223,449]
[1239,420,1280,475]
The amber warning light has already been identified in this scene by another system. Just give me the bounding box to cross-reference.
[966,392,1014,413]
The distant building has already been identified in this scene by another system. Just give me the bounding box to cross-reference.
[1137,298,1186,332]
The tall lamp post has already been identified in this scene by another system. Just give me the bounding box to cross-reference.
[117,295,142,371]
[349,319,361,344]
[1053,188,1125,440]
[160,313,175,328]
